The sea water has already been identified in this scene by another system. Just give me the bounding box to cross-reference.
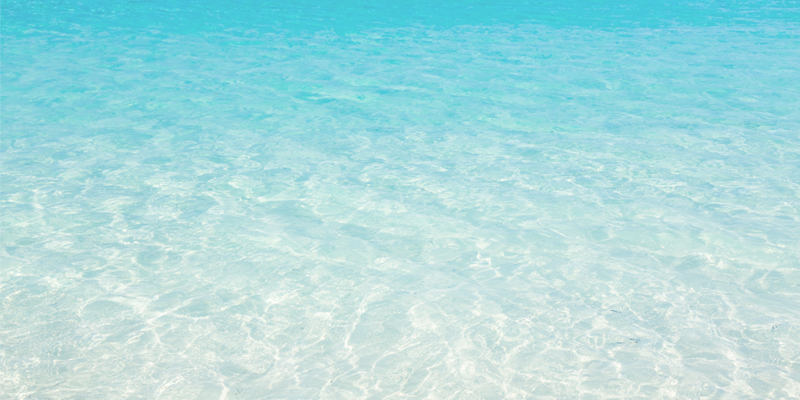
[2,1,799,398]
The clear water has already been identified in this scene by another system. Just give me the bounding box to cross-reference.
[2,1,800,398]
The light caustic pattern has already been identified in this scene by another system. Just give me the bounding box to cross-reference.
[2,6,800,400]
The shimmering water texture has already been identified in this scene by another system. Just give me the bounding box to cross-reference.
[2,1,800,399]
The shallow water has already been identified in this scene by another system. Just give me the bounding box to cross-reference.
[2,1,800,399]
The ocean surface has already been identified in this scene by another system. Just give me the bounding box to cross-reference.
[2,1,799,398]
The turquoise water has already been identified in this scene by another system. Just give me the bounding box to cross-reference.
[2,1,800,398]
